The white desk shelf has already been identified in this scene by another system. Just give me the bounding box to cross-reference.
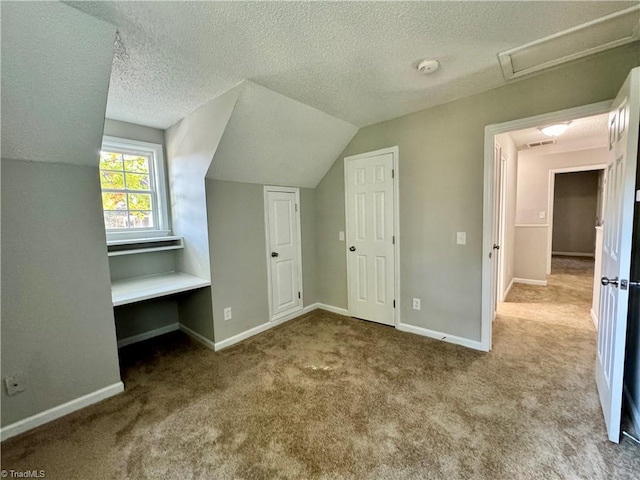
[111,272,210,306]
[107,236,184,257]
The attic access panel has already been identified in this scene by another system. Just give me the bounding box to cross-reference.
[498,6,640,81]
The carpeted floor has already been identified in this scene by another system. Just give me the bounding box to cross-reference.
[2,256,639,478]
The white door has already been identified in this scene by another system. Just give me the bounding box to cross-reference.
[596,67,639,443]
[264,187,303,320]
[345,148,396,326]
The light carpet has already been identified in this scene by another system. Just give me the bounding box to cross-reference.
[2,257,639,478]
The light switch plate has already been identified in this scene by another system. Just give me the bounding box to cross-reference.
[456,232,466,245]
[339,231,345,241]
[539,211,546,219]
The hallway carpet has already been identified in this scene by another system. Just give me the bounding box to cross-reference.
[2,258,639,478]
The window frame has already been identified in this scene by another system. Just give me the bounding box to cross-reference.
[100,136,170,242]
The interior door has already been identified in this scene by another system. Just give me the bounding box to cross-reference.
[596,67,639,443]
[265,187,303,320]
[345,149,395,326]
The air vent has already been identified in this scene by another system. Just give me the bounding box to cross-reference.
[527,139,556,148]
[499,6,640,81]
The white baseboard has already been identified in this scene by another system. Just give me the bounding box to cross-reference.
[503,278,514,301]
[179,323,217,350]
[397,322,486,352]
[0,382,124,442]
[117,323,179,348]
[213,303,318,351]
[590,308,598,330]
[513,277,548,286]
[316,303,349,316]
[624,384,640,437]
[552,251,595,258]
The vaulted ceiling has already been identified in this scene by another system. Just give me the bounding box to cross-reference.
[67,1,636,130]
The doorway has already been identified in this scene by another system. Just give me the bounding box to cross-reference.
[344,146,400,327]
[264,186,304,321]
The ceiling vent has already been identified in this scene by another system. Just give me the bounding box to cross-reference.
[527,139,556,148]
[498,5,640,81]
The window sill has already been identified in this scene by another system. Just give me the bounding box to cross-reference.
[107,236,183,257]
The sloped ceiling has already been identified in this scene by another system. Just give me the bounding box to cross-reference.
[207,81,358,188]
[66,1,635,129]
[1,2,116,166]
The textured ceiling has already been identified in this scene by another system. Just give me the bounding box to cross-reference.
[66,1,636,129]
[208,81,358,188]
[1,2,116,165]
[509,113,609,151]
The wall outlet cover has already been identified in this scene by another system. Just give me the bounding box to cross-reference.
[412,298,421,310]
[456,232,466,245]
[339,231,345,241]
[223,307,232,321]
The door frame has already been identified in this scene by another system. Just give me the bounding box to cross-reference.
[546,164,607,274]
[344,146,401,327]
[263,185,304,322]
[496,146,509,303]
[481,100,612,351]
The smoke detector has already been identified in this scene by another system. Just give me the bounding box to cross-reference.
[417,59,440,74]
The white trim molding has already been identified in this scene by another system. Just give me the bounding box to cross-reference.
[316,304,349,316]
[552,251,595,258]
[397,322,486,352]
[0,382,124,442]
[179,323,217,350]
[590,308,598,330]
[482,100,612,352]
[117,323,179,348]
[513,277,548,286]
[503,278,515,301]
[213,303,318,351]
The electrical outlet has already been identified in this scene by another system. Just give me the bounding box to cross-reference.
[5,372,26,396]
[539,211,546,219]
[456,232,466,245]
[223,307,232,321]
[412,298,421,310]
[339,231,345,241]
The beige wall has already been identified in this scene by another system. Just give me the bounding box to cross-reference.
[552,171,599,255]
[515,147,607,281]
[206,179,318,344]
[1,161,122,427]
[315,44,639,341]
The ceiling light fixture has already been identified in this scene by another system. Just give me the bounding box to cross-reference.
[540,122,571,137]
[417,59,439,74]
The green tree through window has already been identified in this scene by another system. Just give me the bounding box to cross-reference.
[99,150,156,230]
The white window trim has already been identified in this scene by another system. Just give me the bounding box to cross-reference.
[101,135,171,242]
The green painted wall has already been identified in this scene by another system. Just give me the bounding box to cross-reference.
[315,43,640,341]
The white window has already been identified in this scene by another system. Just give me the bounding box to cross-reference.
[99,136,170,240]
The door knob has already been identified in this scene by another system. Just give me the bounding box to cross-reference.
[349,246,356,252]
[271,252,279,257]
[601,276,619,287]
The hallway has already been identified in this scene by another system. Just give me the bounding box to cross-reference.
[498,256,596,331]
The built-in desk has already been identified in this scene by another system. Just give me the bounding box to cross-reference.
[111,272,210,306]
